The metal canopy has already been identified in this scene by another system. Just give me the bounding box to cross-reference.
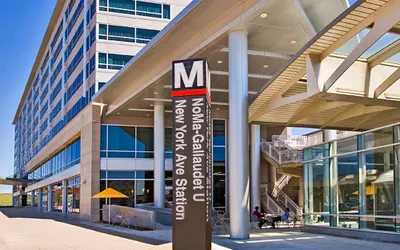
[249,0,400,130]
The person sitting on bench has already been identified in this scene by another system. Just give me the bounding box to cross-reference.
[271,207,290,228]
[253,206,267,229]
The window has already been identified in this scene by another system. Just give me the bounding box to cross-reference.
[65,46,83,80]
[86,26,96,51]
[41,67,50,85]
[50,100,62,122]
[100,0,135,14]
[136,127,154,158]
[41,52,49,73]
[50,60,62,85]
[98,53,133,70]
[65,71,83,102]
[65,21,84,61]
[86,0,96,25]
[40,85,49,103]
[65,0,84,39]
[51,41,63,68]
[86,55,96,78]
[99,24,135,42]
[99,0,170,19]
[40,102,49,118]
[50,79,62,104]
[212,119,226,210]
[108,126,136,151]
[136,28,159,44]
[51,22,63,50]
[136,1,162,18]
[66,97,87,122]
[39,120,48,134]
[65,0,77,20]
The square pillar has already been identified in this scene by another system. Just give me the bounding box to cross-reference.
[31,191,35,207]
[250,124,261,212]
[80,104,101,221]
[47,185,53,212]
[62,179,68,215]
[154,103,165,208]
[38,188,43,211]
[228,29,249,239]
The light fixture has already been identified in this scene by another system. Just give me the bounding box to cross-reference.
[216,108,220,111]
[217,60,223,64]
[154,91,159,95]
[146,113,150,116]
[290,40,296,45]
[260,13,267,18]
[263,64,269,68]
[117,112,120,115]
[150,104,153,107]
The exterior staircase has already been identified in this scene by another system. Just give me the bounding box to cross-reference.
[260,136,304,215]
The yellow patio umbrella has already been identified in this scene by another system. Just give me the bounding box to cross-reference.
[352,185,374,196]
[92,188,128,224]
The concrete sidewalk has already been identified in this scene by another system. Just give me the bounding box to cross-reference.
[1,208,399,249]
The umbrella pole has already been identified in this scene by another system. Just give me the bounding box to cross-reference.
[109,198,111,225]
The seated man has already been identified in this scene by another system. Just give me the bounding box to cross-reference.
[271,207,290,228]
[253,206,267,229]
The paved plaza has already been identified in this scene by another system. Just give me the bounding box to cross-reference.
[0,208,399,250]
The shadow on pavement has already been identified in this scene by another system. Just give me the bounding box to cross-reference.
[0,207,167,246]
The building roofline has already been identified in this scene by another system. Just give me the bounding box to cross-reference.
[92,0,201,103]
[12,0,66,125]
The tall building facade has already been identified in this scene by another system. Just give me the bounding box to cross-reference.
[12,0,190,216]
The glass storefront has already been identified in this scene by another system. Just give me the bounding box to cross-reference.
[100,171,154,207]
[68,176,80,213]
[304,124,400,232]
[52,183,63,212]
[42,187,48,210]
[213,119,226,211]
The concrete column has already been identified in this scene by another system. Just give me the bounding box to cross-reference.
[47,185,53,212]
[62,179,68,215]
[323,130,335,216]
[228,29,249,239]
[80,104,101,221]
[384,149,391,172]
[154,103,165,208]
[298,177,304,209]
[38,188,43,211]
[269,164,277,193]
[250,124,261,212]
[31,191,35,207]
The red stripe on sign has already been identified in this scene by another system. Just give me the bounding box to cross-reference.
[172,88,207,97]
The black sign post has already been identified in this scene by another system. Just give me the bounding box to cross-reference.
[172,58,212,250]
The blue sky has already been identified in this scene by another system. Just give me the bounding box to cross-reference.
[0,1,55,193]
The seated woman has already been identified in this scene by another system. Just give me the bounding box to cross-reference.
[271,207,290,228]
[252,206,268,229]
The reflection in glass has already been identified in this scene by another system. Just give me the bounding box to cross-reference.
[136,127,154,151]
[362,147,395,231]
[308,159,330,226]
[213,175,225,208]
[213,120,225,146]
[52,183,63,212]
[108,126,135,150]
[136,180,154,204]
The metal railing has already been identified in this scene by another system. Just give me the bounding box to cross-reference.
[273,185,302,216]
[275,175,292,191]
[272,135,308,150]
[261,139,303,165]
[260,184,284,215]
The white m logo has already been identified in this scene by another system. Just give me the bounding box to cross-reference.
[174,61,204,89]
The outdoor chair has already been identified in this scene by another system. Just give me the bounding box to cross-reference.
[251,215,259,229]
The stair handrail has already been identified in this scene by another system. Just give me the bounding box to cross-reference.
[274,175,292,192]
[273,185,302,216]
[260,184,284,215]
[261,139,303,165]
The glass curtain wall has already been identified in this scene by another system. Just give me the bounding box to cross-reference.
[68,176,80,213]
[304,124,400,232]
[52,183,63,212]
[213,119,226,211]
[99,171,154,207]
